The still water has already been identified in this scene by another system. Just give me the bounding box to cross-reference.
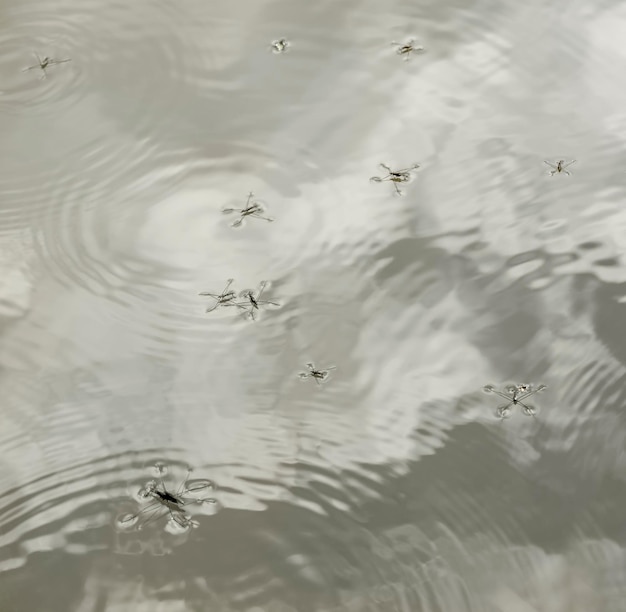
[2,0,626,609]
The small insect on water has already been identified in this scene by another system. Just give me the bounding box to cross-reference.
[118,466,216,532]
[391,39,425,61]
[198,278,239,313]
[299,362,336,385]
[270,38,290,54]
[483,383,547,419]
[370,163,420,195]
[236,280,280,320]
[544,159,576,176]
[23,52,71,79]
[222,192,274,228]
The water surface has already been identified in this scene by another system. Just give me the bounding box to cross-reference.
[2,0,626,610]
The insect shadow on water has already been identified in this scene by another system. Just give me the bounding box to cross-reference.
[23,52,71,79]
[299,362,336,385]
[236,280,280,320]
[198,278,239,313]
[483,383,547,420]
[118,467,216,532]
[370,163,420,195]
[544,159,576,176]
[391,39,425,61]
[222,192,274,228]
[270,38,290,54]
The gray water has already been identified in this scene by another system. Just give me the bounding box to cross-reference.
[2,0,626,610]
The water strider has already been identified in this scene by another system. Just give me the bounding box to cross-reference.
[270,38,290,54]
[198,278,239,312]
[391,39,425,61]
[118,466,216,531]
[222,192,274,227]
[483,383,547,419]
[236,280,280,320]
[370,163,420,195]
[23,53,71,78]
[299,362,336,385]
[544,159,576,176]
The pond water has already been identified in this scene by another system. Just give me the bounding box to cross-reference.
[2,0,626,610]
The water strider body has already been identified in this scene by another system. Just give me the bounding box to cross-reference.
[222,192,274,227]
[370,163,420,195]
[299,362,336,385]
[236,280,279,320]
[199,278,239,312]
[544,159,576,176]
[119,467,215,531]
[23,53,71,78]
[271,39,290,54]
[391,39,424,61]
[483,383,547,419]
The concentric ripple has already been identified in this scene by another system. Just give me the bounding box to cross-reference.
[0,3,86,115]
[71,0,211,141]
[0,0,210,119]
[31,136,167,296]
[0,0,213,243]
[0,450,219,571]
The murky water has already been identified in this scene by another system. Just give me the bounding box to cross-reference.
[2,0,626,610]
